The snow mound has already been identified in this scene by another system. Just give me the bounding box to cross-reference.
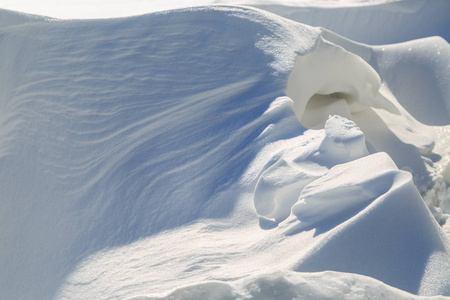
[290,152,395,231]
[254,115,367,223]
[0,2,449,300]
[286,34,435,155]
[0,9,48,27]
[253,0,450,45]
[290,154,450,295]
[374,36,450,126]
[317,115,368,163]
[148,271,447,300]
[287,37,398,129]
[0,6,319,299]
[284,31,440,191]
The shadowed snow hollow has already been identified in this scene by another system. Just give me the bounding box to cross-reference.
[286,37,399,129]
[286,36,435,154]
[285,29,449,191]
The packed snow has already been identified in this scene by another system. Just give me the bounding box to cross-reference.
[1,1,450,300]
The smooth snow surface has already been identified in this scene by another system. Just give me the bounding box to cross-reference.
[0,0,407,20]
[1,1,450,300]
[254,0,450,45]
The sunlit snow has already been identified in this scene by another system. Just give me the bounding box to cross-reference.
[0,1,450,300]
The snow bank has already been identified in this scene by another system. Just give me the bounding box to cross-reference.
[0,6,318,300]
[286,37,399,129]
[56,117,450,299]
[374,37,450,126]
[0,8,48,26]
[285,29,440,190]
[290,153,395,231]
[254,0,450,45]
[289,153,450,295]
[0,2,449,300]
[148,271,447,300]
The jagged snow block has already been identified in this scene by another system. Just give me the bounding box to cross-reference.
[292,152,395,230]
[317,115,368,164]
[292,153,450,296]
[254,115,367,223]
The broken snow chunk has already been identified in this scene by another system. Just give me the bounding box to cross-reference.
[291,152,400,230]
[443,162,450,185]
[317,115,369,165]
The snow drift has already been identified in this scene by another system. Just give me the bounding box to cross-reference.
[0,2,449,300]
[148,271,448,300]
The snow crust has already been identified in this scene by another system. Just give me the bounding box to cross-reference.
[0,1,449,300]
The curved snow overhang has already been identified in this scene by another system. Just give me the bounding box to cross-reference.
[285,36,435,156]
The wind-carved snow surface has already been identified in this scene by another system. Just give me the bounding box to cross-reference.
[254,115,368,225]
[286,34,437,187]
[1,2,450,300]
[148,271,448,300]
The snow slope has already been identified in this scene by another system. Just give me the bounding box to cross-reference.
[0,0,404,20]
[254,0,450,45]
[3,0,450,44]
[0,1,449,300]
[148,271,449,300]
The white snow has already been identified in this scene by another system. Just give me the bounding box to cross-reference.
[290,152,395,231]
[149,271,448,300]
[0,0,408,20]
[0,1,450,300]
